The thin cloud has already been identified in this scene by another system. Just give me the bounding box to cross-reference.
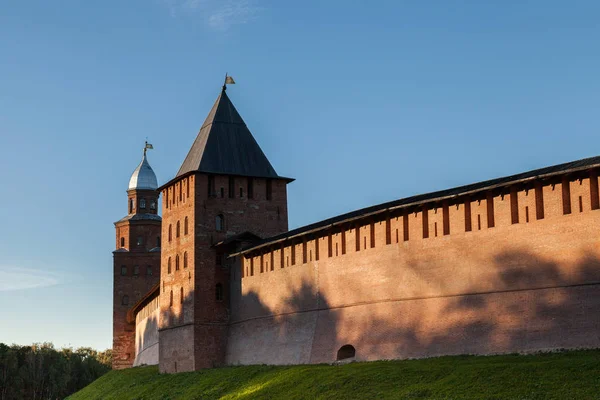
[208,1,258,30]
[0,267,60,291]
[160,0,260,30]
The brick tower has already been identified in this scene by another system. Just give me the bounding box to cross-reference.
[157,84,293,373]
[112,144,162,369]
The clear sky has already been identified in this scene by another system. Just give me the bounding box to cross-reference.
[1,0,599,350]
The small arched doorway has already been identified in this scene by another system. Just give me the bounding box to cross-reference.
[337,344,356,360]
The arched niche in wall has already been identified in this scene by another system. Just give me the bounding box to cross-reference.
[336,344,356,361]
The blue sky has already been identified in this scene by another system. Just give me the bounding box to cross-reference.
[0,1,599,350]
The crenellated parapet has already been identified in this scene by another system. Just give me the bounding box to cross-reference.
[237,158,600,276]
[226,157,600,365]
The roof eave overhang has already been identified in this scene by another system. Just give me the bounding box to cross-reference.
[126,188,158,193]
[157,170,294,192]
[114,216,163,226]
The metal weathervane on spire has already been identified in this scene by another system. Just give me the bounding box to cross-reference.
[144,140,154,156]
[223,73,236,91]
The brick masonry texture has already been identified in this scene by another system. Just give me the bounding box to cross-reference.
[158,173,288,373]
[110,82,600,373]
[227,173,600,364]
[122,160,600,371]
[112,188,161,369]
[133,296,159,366]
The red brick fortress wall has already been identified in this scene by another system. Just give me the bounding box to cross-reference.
[159,172,289,373]
[158,175,196,374]
[227,171,600,365]
[112,230,161,369]
[112,187,161,370]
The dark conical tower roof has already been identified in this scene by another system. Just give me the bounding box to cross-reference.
[176,88,290,181]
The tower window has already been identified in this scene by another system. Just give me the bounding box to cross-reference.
[184,217,189,235]
[240,187,243,198]
[180,287,184,304]
[216,214,224,232]
[150,200,156,210]
[169,290,173,307]
[140,199,146,209]
[122,295,129,306]
[176,255,180,271]
[137,236,143,246]
[208,175,215,197]
[266,179,272,200]
[229,177,235,198]
[247,178,254,199]
[184,252,188,268]
[133,265,139,275]
[168,257,172,274]
[120,237,125,248]
[146,265,153,276]
[176,221,180,238]
[129,199,135,214]
[121,265,127,276]
[220,187,224,198]
[168,225,172,242]
[157,236,160,247]
[216,283,224,302]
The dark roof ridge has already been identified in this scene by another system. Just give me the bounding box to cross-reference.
[232,154,600,256]
[114,213,162,225]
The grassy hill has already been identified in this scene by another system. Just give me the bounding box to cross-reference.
[68,349,600,400]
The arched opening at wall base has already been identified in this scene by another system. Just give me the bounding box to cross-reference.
[337,344,356,361]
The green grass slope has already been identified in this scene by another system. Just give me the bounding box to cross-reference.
[68,350,600,400]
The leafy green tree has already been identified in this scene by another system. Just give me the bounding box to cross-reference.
[0,342,111,400]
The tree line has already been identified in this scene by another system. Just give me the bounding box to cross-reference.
[0,342,111,400]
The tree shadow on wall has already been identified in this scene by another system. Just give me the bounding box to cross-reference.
[134,310,160,366]
[152,269,339,370]
[227,277,338,366]
[153,247,600,372]
[341,248,600,361]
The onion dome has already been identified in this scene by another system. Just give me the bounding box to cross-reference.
[128,147,158,190]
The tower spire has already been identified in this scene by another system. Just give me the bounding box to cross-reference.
[171,82,293,183]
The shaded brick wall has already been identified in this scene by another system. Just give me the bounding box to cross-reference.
[227,172,600,365]
[112,188,161,370]
[159,173,289,373]
[113,247,161,369]
[159,175,196,373]
[133,296,160,366]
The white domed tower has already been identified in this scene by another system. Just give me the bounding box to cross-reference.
[127,143,160,214]
[112,143,162,369]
